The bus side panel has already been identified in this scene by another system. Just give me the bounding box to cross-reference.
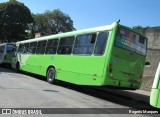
[150,89,160,108]
[157,82,160,108]
[150,62,160,108]
[54,55,106,85]
[35,55,54,76]
[57,69,78,84]
[20,54,31,72]
[150,80,160,108]
[21,55,49,76]
[18,54,106,86]
[25,55,40,75]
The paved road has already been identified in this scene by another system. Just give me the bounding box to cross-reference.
[0,66,158,117]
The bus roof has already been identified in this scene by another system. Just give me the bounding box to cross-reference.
[16,22,117,44]
[16,21,147,44]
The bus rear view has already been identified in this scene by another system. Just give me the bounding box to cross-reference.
[104,25,147,90]
[0,43,15,65]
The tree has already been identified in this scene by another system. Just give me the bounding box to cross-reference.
[0,0,34,43]
[132,25,144,31]
[30,9,75,37]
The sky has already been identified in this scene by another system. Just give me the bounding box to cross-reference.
[0,0,160,30]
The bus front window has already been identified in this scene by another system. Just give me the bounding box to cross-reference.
[115,27,147,56]
[7,44,15,53]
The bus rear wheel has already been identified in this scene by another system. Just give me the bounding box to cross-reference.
[47,67,56,84]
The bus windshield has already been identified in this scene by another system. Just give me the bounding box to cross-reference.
[115,27,147,56]
[7,44,15,53]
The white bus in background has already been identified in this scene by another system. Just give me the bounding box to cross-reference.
[0,43,15,65]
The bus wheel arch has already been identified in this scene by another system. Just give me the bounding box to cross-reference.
[46,66,56,84]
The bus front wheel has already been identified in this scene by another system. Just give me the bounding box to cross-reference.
[16,62,20,72]
[47,67,56,84]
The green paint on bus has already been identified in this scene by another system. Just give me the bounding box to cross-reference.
[150,63,160,108]
[12,22,147,89]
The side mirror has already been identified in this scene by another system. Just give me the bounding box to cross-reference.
[145,62,151,66]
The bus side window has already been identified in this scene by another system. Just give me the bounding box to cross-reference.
[6,44,15,53]
[18,44,24,53]
[23,43,30,54]
[36,40,47,54]
[57,37,74,54]
[45,39,59,54]
[29,42,37,54]
[73,33,96,55]
[0,45,5,53]
[94,31,109,55]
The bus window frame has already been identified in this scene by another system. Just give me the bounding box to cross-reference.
[93,31,109,56]
[45,39,59,55]
[57,36,75,55]
[73,33,97,56]
[36,40,47,55]
[28,41,38,54]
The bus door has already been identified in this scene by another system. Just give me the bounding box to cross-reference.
[110,27,147,84]
[21,43,30,71]
[17,44,27,70]
[150,62,160,108]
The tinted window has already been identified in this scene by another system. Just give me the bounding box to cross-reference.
[94,32,109,55]
[73,34,96,55]
[57,37,74,54]
[45,39,59,54]
[6,44,15,53]
[29,42,37,54]
[0,45,5,53]
[23,43,30,54]
[18,44,24,53]
[36,40,47,54]
[115,27,147,55]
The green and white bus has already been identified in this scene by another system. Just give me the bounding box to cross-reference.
[0,43,15,65]
[150,62,160,108]
[12,21,147,89]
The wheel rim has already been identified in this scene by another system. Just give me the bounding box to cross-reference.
[48,69,54,81]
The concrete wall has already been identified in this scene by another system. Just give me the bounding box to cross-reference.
[137,27,160,91]
[137,27,160,49]
[141,49,160,91]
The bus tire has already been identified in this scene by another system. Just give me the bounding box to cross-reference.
[16,62,20,72]
[47,67,56,84]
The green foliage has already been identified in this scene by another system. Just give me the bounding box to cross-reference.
[0,0,34,42]
[132,25,150,32]
[28,9,75,38]
[132,25,144,30]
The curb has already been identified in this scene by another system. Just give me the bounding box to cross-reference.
[99,89,150,103]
